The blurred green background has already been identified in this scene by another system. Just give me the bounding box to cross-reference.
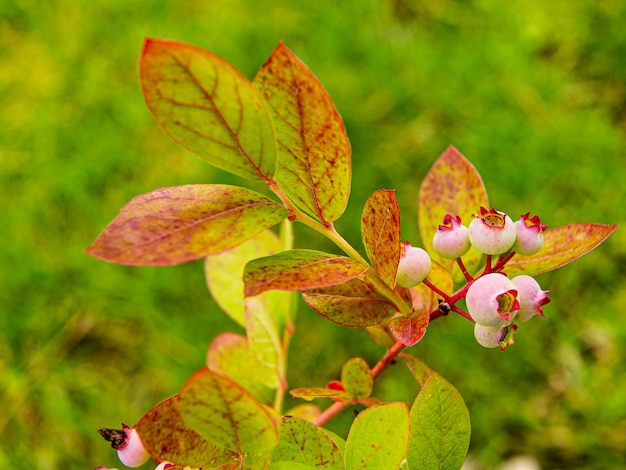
[2,0,625,468]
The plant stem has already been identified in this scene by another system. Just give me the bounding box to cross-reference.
[314,341,406,427]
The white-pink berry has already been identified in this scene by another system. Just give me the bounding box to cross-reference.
[155,462,175,470]
[396,241,432,287]
[468,207,516,255]
[432,214,471,259]
[474,323,517,350]
[512,213,547,256]
[466,273,520,327]
[511,275,550,321]
[117,425,150,468]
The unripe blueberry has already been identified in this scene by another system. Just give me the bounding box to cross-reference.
[466,273,520,327]
[512,212,547,256]
[117,425,150,468]
[432,214,471,259]
[511,275,550,321]
[474,323,517,350]
[155,462,175,470]
[396,241,432,287]
[468,207,516,255]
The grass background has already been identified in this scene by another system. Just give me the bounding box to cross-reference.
[1,0,626,468]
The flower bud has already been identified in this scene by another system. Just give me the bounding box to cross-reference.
[117,425,150,468]
[432,214,471,258]
[468,207,516,255]
[396,241,432,287]
[511,275,550,321]
[474,323,517,350]
[512,213,547,255]
[466,273,520,327]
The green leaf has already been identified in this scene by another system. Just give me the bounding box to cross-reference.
[206,229,282,326]
[207,332,274,405]
[341,358,373,400]
[290,387,352,402]
[399,353,430,387]
[302,273,399,327]
[245,296,283,389]
[270,416,344,469]
[344,402,409,470]
[390,309,429,347]
[134,395,236,467]
[254,43,351,224]
[407,370,470,470]
[179,367,278,454]
[361,190,401,287]
[141,38,276,181]
[419,147,488,277]
[504,223,618,277]
[87,184,288,266]
[244,249,367,297]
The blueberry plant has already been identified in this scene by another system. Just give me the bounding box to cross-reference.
[90,39,617,470]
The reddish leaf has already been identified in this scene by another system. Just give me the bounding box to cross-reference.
[504,223,618,277]
[87,185,288,265]
[419,147,488,275]
[254,43,351,224]
[244,249,367,297]
[361,189,401,287]
[390,309,429,347]
[179,367,278,454]
[302,273,400,327]
[341,358,373,399]
[141,38,276,182]
[134,395,235,467]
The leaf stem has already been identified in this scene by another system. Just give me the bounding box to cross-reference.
[269,182,411,315]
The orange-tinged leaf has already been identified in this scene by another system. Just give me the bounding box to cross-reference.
[419,147,488,275]
[141,38,276,181]
[290,387,352,402]
[361,189,401,287]
[504,223,618,277]
[135,395,236,467]
[244,249,367,297]
[254,43,351,224]
[390,309,429,347]
[207,333,274,405]
[87,185,288,266]
[301,273,400,327]
[179,367,278,454]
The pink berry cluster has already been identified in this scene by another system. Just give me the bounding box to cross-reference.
[396,207,550,350]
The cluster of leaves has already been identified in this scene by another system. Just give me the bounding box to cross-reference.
[89,39,616,469]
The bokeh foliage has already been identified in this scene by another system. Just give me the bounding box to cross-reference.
[1,0,625,468]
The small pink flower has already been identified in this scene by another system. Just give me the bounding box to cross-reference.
[511,275,550,321]
[466,273,520,327]
[432,214,471,258]
[474,323,517,350]
[512,213,547,255]
[396,241,432,287]
[468,207,516,255]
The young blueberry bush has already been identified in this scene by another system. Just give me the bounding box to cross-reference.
[89,39,618,470]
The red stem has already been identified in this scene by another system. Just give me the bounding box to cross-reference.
[456,257,473,281]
